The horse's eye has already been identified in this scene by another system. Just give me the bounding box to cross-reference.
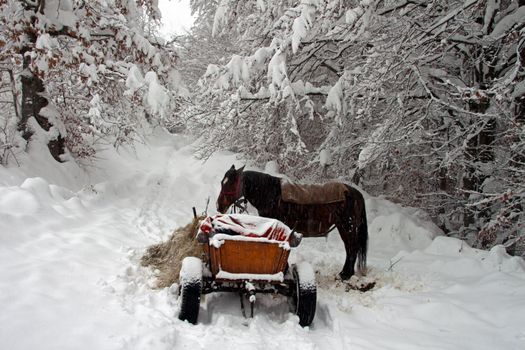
[222,177,229,185]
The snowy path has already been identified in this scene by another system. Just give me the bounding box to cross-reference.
[1,132,525,350]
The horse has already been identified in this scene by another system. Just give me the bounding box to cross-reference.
[216,165,368,280]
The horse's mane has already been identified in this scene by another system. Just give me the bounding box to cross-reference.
[243,170,279,179]
[242,171,281,210]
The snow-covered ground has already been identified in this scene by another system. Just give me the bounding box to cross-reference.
[1,131,524,350]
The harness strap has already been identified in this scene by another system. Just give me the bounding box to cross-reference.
[222,172,246,214]
[233,198,249,214]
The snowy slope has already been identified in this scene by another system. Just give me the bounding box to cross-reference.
[1,131,524,350]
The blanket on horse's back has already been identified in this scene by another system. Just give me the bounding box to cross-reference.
[281,179,348,205]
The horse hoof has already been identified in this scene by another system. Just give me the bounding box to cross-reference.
[338,272,352,281]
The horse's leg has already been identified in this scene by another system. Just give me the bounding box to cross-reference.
[336,221,357,280]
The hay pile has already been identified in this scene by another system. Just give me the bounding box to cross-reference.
[141,215,205,288]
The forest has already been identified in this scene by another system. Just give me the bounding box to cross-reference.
[1,0,523,255]
[1,1,525,349]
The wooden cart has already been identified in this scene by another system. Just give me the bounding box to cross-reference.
[177,215,317,327]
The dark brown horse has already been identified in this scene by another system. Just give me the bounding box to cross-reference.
[216,165,368,280]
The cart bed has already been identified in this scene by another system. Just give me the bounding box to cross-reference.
[207,236,290,282]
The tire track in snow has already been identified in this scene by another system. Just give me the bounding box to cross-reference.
[132,143,182,242]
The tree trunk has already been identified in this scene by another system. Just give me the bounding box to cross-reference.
[462,97,494,228]
[17,3,65,162]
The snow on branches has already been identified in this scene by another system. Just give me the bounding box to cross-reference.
[186,0,525,255]
[0,0,186,161]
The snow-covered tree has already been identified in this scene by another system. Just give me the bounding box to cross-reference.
[0,0,185,162]
[187,0,525,254]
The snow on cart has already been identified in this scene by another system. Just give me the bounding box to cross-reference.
[177,213,317,327]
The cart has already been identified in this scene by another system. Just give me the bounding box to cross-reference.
[177,214,317,327]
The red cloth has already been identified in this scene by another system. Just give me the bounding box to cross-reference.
[199,214,291,242]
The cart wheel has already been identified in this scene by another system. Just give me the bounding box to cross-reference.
[178,257,203,324]
[292,262,316,327]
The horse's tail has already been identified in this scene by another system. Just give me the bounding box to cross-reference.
[356,194,368,275]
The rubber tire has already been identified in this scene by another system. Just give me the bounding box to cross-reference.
[178,259,202,324]
[292,264,317,327]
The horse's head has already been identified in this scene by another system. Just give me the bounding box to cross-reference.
[217,165,244,213]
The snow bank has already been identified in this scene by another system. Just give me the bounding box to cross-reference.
[366,196,441,255]
[0,129,244,349]
[1,130,524,350]
[0,145,88,190]
[421,237,525,274]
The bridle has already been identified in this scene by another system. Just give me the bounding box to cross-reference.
[232,198,248,214]
[219,171,248,214]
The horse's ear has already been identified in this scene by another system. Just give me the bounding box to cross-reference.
[230,164,236,170]
[238,165,245,173]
